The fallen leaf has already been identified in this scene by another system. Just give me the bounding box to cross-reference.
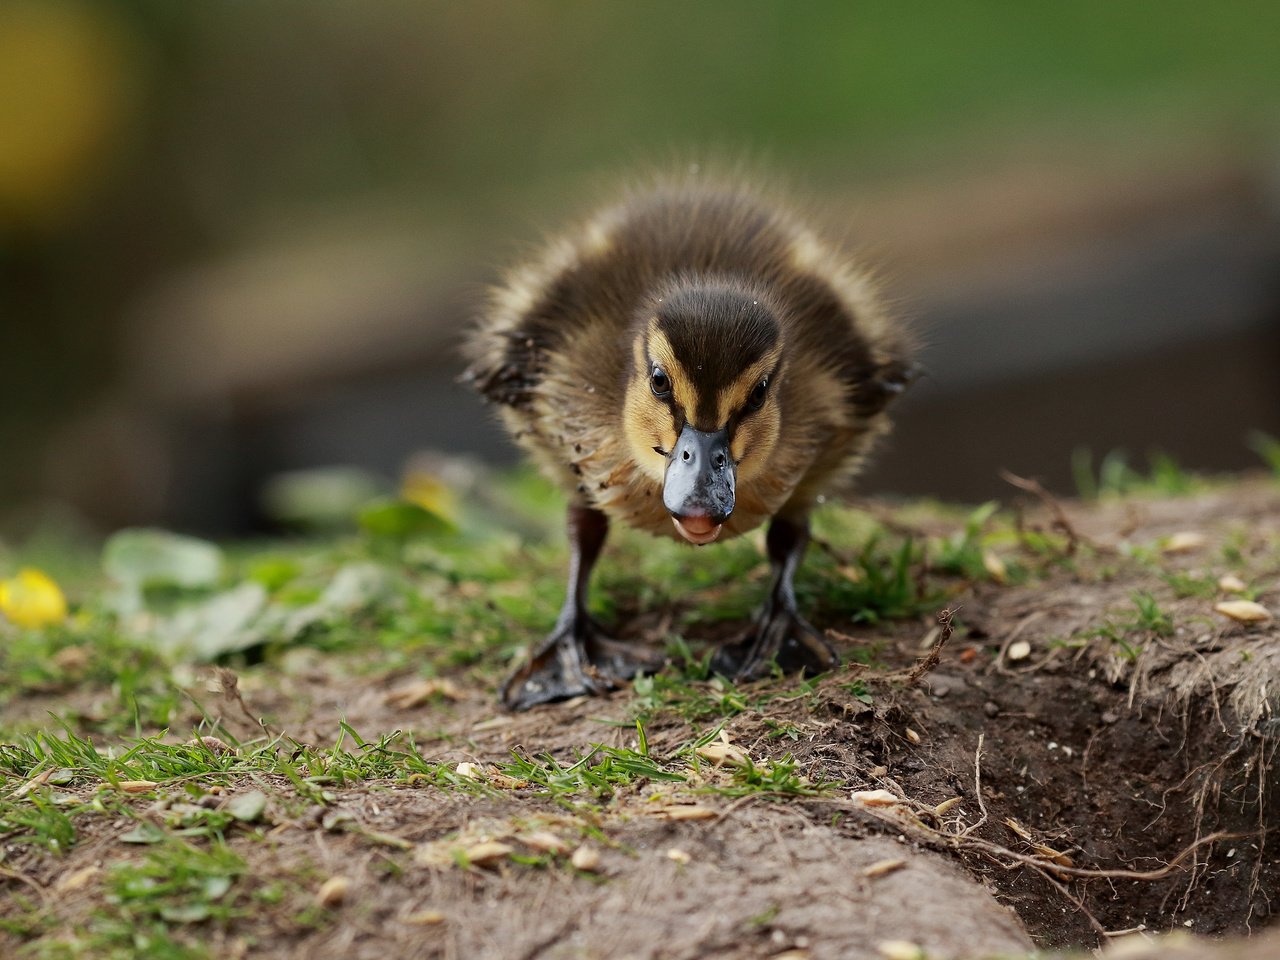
[1214,600,1271,623]
[13,768,53,798]
[387,678,463,708]
[1032,843,1075,867]
[695,741,749,767]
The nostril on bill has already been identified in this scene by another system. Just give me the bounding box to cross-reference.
[682,449,691,462]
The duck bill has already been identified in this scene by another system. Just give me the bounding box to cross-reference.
[663,425,735,545]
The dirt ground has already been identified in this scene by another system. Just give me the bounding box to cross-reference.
[3,479,1279,959]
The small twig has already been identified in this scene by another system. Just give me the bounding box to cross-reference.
[1023,861,1107,936]
[958,733,988,839]
[1102,925,1149,938]
[0,866,50,905]
[215,667,279,739]
[1000,469,1110,555]
[956,830,1242,881]
[902,607,956,686]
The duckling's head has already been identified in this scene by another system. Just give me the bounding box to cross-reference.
[624,280,783,545]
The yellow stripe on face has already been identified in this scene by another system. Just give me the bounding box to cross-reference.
[645,320,702,424]
[714,346,782,426]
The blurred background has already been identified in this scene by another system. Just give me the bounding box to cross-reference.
[2,0,1279,536]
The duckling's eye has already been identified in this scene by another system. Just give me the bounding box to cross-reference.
[650,365,672,399]
[746,377,769,412]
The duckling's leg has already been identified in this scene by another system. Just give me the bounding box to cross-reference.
[502,504,665,711]
[710,515,838,680]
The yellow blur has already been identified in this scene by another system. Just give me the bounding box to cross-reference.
[0,568,70,628]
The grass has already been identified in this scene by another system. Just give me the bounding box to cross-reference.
[1071,447,1206,500]
[1084,590,1177,661]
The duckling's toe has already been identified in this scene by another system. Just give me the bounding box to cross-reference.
[501,619,666,711]
[710,603,838,681]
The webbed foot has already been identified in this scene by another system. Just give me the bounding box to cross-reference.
[710,599,838,680]
[502,617,666,711]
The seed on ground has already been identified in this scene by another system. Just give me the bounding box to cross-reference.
[1007,640,1031,661]
[402,910,446,926]
[317,876,351,907]
[982,550,1007,582]
[933,797,962,816]
[1162,531,1207,554]
[465,841,514,867]
[519,831,570,855]
[862,858,907,879]
[877,940,925,960]
[650,805,717,821]
[1214,600,1271,622]
[851,789,901,807]
[570,845,601,871]
[1217,575,1247,594]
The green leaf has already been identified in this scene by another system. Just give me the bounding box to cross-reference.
[160,902,212,923]
[119,822,167,845]
[357,498,453,539]
[103,529,223,590]
[261,466,385,529]
[144,582,268,660]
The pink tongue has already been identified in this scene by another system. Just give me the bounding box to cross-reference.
[678,515,716,535]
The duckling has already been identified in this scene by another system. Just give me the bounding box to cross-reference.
[465,174,915,710]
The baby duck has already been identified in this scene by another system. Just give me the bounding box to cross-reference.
[465,174,915,710]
